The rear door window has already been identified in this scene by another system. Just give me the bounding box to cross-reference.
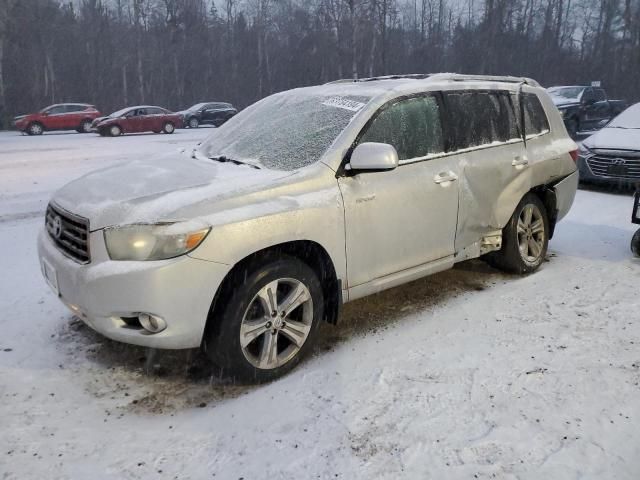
[359,95,444,161]
[444,91,518,149]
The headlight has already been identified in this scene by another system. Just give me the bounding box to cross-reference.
[578,143,592,156]
[104,223,210,261]
[559,109,567,118]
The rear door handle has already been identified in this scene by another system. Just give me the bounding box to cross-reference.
[512,157,529,168]
[433,171,458,184]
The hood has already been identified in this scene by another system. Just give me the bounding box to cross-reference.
[52,151,296,230]
[583,127,640,152]
[13,114,27,121]
[92,116,108,124]
[550,96,579,108]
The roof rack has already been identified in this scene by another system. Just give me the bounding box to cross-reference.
[325,73,540,87]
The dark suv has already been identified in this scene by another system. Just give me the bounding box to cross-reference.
[547,86,626,136]
[178,102,237,128]
[13,104,102,135]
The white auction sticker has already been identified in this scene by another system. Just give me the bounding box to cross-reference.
[322,96,366,112]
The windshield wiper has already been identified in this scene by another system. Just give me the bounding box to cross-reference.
[209,155,261,169]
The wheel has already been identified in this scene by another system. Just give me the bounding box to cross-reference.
[187,117,199,129]
[109,125,122,137]
[485,193,549,274]
[566,117,579,137]
[204,256,324,382]
[631,229,640,257]
[26,122,44,135]
[79,119,93,133]
[162,122,175,134]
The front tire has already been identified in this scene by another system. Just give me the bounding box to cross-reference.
[109,125,122,137]
[26,122,44,135]
[204,256,324,382]
[187,117,199,128]
[162,122,175,134]
[485,193,549,274]
[631,229,640,257]
[566,117,579,137]
[78,119,93,133]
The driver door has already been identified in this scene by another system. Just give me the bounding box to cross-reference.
[338,94,459,295]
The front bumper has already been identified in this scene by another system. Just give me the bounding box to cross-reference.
[577,155,639,187]
[633,192,640,225]
[38,229,231,349]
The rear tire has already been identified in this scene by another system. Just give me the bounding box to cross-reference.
[485,193,549,274]
[79,119,93,133]
[203,256,324,383]
[162,122,175,134]
[26,122,44,135]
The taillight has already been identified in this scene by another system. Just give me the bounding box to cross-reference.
[569,149,579,162]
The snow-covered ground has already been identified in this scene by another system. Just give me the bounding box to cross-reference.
[1,130,639,479]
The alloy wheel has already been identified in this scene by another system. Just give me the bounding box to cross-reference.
[240,278,313,370]
[188,118,199,128]
[517,203,545,265]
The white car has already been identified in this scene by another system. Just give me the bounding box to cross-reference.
[38,73,579,382]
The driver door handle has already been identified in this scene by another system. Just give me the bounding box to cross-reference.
[433,171,458,184]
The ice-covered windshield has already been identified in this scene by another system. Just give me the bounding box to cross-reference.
[548,87,584,100]
[607,103,640,129]
[109,107,132,118]
[199,91,371,170]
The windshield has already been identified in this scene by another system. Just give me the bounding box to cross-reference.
[607,103,640,129]
[199,91,371,170]
[109,107,131,118]
[548,87,584,100]
[186,103,208,112]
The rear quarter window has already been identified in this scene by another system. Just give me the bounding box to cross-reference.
[521,93,550,136]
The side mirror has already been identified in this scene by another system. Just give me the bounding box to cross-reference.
[349,142,399,172]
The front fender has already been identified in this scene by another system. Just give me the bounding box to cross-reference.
[188,187,347,282]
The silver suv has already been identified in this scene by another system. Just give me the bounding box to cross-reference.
[38,74,579,381]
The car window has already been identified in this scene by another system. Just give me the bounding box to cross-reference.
[444,91,518,149]
[47,106,66,115]
[593,89,606,102]
[146,107,164,115]
[358,95,444,161]
[136,108,148,116]
[522,93,550,136]
[581,88,595,103]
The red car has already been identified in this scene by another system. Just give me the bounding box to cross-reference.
[93,106,183,136]
[13,103,102,135]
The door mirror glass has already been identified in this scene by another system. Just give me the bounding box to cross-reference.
[349,142,399,171]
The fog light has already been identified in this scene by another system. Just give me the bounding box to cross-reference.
[138,313,167,333]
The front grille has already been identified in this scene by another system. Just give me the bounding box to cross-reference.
[587,152,640,180]
[45,203,91,264]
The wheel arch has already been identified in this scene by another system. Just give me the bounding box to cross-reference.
[202,239,342,345]
[529,185,558,239]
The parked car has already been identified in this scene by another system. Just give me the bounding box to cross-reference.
[93,106,183,136]
[13,103,101,135]
[38,74,578,382]
[577,103,640,188]
[631,191,640,256]
[178,102,237,128]
[547,85,626,136]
